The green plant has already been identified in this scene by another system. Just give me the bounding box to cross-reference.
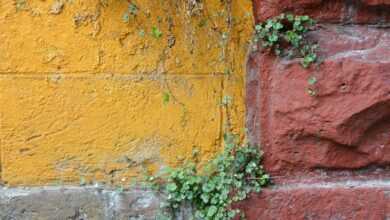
[162,92,171,105]
[254,13,318,68]
[154,134,270,220]
[122,2,138,23]
[151,26,163,39]
[306,75,318,96]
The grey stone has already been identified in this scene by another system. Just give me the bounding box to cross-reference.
[0,186,171,220]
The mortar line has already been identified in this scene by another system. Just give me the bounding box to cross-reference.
[0,178,389,199]
[0,185,157,198]
[0,72,226,77]
[271,179,390,191]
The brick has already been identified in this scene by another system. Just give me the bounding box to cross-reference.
[0,74,223,185]
[238,181,390,220]
[0,187,169,220]
[247,24,390,175]
[252,0,390,24]
[0,0,252,74]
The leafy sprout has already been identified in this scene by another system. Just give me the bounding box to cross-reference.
[254,13,318,68]
[152,26,163,39]
[152,134,270,220]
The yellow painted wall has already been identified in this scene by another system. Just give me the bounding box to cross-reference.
[0,0,254,186]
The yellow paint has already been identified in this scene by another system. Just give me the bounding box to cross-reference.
[0,0,254,186]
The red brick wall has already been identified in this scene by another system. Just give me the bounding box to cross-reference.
[245,1,390,219]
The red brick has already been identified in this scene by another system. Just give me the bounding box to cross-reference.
[246,1,390,219]
[247,24,390,175]
[252,0,390,24]
[362,0,390,6]
[238,183,390,220]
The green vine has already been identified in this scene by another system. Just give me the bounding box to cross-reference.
[254,13,318,68]
[152,134,270,220]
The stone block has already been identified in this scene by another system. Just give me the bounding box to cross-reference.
[247,24,390,175]
[0,74,223,185]
[238,181,390,220]
[252,0,390,24]
[0,187,167,220]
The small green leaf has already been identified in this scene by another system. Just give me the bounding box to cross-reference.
[201,194,210,203]
[162,92,170,105]
[151,26,163,39]
[286,14,294,22]
[302,53,317,68]
[272,22,283,30]
[207,206,218,217]
[308,76,317,85]
[265,20,273,29]
[267,33,278,42]
[301,15,309,21]
[166,183,177,192]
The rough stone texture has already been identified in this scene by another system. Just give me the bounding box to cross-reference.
[248,25,390,175]
[239,181,390,220]
[246,0,390,219]
[248,0,390,176]
[0,75,223,186]
[252,0,390,24]
[0,187,165,220]
[0,0,254,186]
[1,182,389,220]
[107,189,165,220]
[0,1,251,74]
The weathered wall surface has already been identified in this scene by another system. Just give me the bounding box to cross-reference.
[0,186,168,220]
[0,0,254,186]
[246,0,390,219]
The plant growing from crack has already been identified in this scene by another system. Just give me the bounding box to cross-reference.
[254,13,318,68]
[151,134,270,220]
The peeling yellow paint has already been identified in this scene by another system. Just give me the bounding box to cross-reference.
[0,0,254,186]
